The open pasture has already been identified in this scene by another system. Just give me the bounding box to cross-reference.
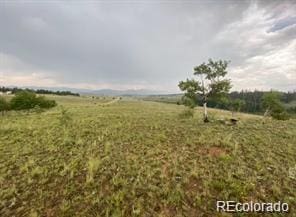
[0,96,295,216]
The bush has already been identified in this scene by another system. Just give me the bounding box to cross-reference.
[10,91,56,111]
[268,101,289,120]
[271,111,290,120]
[10,91,36,110]
[287,106,296,114]
[262,92,290,120]
[35,96,57,108]
[0,97,10,115]
[181,96,196,109]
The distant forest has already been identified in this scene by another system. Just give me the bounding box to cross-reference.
[0,87,80,97]
[202,90,296,114]
[144,90,296,115]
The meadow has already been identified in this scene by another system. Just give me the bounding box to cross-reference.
[0,95,295,216]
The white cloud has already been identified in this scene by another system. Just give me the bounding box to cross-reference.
[215,1,296,91]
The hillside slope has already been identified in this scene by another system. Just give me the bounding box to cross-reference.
[0,97,295,216]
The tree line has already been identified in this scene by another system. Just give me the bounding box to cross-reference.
[201,90,296,114]
[0,86,80,97]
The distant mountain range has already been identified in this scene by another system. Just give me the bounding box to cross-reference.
[6,86,174,96]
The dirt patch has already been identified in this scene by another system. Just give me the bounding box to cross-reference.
[184,176,203,210]
[208,147,227,157]
[160,205,177,217]
[184,176,202,193]
[161,163,170,177]
[198,146,228,158]
[100,179,111,196]
[45,208,55,217]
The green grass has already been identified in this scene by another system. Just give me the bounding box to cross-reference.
[140,94,182,104]
[0,96,295,216]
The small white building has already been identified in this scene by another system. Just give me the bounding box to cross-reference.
[6,91,12,95]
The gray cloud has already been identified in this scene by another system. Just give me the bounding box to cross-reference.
[0,0,295,92]
[268,16,296,32]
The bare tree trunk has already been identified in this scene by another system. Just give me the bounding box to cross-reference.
[264,108,270,117]
[201,75,209,123]
[203,102,209,122]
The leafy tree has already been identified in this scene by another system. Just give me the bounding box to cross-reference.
[10,91,56,111]
[262,92,289,120]
[0,97,9,116]
[229,99,246,117]
[179,59,232,122]
[181,95,196,109]
[10,91,38,110]
[262,91,281,116]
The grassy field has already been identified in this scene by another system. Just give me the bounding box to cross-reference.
[141,94,182,104]
[0,96,296,216]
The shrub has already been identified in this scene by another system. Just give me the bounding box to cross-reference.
[0,97,10,115]
[181,96,196,109]
[287,106,296,114]
[271,112,290,120]
[262,92,290,120]
[10,91,56,111]
[228,99,246,117]
[270,105,290,120]
[35,96,57,108]
[10,91,36,110]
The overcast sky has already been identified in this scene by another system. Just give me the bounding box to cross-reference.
[0,0,295,93]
